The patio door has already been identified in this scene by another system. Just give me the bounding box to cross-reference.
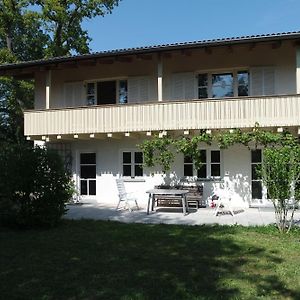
[80,153,96,196]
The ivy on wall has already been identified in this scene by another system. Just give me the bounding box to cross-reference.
[138,123,299,172]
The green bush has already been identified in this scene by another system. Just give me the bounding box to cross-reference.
[0,144,74,228]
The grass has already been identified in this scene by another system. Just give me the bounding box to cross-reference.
[1,221,300,300]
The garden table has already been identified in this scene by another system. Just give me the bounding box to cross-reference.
[146,189,189,215]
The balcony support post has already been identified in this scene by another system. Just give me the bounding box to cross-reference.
[157,54,163,102]
[296,48,300,94]
[45,70,51,109]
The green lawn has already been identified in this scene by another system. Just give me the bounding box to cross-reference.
[1,221,300,300]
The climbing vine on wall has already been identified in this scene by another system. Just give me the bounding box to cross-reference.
[138,124,299,172]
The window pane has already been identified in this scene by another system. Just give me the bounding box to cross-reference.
[184,164,193,176]
[123,152,131,164]
[87,83,95,95]
[81,166,96,179]
[184,155,193,163]
[119,80,128,104]
[134,165,143,177]
[252,164,261,180]
[89,180,96,195]
[238,85,249,97]
[212,73,233,98]
[198,74,208,87]
[80,180,87,195]
[211,150,220,163]
[199,150,206,162]
[252,181,262,199]
[251,150,262,163]
[123,165,131,177]
[134,152,143,164]
[197,164,207,178]
[80,153,96,164]
[238,71,249,86]
[87,95,95,106]
[211,164,221,177]
[198,87,208,99]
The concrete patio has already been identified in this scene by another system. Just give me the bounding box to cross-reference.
[65,198,300,226]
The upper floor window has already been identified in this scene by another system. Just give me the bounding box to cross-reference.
[183,150,221,178]
[198,70,249,99]
[86,79,128,106]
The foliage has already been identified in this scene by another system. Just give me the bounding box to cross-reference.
[0,0,121,145]
[0,144,74,228]
[259,142,300,233]
[34,0,121,57]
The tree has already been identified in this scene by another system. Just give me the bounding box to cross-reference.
[34,0,121,57]
[0,144,74,227]
[0,0,121,145]
[260,144,300,233]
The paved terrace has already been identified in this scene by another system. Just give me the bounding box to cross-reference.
[65,198,300,226]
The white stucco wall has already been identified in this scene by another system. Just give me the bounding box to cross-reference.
[62,139,265,209]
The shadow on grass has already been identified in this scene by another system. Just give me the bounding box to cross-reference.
[1,221,300,300]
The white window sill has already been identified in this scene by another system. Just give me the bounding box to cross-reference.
[122,177,146,182]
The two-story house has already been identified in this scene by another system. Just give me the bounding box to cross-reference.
[1,31,300,208]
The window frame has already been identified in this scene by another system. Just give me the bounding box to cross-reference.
[121,149,144,178]
[197,68,250,99]
[183,149,222,179]
[84,77,128,106]
[79,152,97,196]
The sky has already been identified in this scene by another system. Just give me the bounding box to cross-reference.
[83,0,300,52]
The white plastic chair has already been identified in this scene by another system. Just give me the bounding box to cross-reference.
[116,179,139,212]
[212,188,235,216]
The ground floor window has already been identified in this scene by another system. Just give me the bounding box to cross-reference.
[184,150,220,179]
[122,151,143,177]
[80,153,96,196]
[251,149,262,199]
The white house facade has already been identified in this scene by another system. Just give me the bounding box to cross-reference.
[2,31,300,208]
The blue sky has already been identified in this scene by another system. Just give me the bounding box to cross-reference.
[84,0,300,52]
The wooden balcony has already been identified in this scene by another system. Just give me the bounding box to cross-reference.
[24,95,300,137]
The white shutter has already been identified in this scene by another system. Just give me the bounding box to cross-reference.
[128,76,150,103]
[171,72,195,100]
[263,67,275,95]
[250,67,274,96]
[64,82,84,107]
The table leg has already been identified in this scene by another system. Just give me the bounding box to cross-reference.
[182,195,186,215]
[185,195,189,214]
[151,194,155,211]
[147,193,151,215]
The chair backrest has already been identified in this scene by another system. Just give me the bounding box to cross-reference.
[116,179,127,197]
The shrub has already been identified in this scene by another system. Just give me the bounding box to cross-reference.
[0,144,74,228]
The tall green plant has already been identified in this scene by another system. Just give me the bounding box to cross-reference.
[260,144,300,233]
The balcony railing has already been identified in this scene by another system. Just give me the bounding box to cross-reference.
[24,94,300,137]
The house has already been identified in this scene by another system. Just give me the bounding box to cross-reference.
[1,31,300,208]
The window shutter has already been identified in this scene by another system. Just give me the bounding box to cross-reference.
[171,72,195,100]
[263,67,275,95]
[64,82,84,107]
[250,67,274,96]
[128,76,150,103]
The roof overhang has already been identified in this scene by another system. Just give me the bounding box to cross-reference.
[1,31,300,78]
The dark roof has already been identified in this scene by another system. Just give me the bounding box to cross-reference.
[1,30,300,73]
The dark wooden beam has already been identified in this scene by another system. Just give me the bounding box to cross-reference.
[204,47,212,54]
[249,42,256,51]
[180,49,192,56]
[162,52,172,58]
[271,41,282,49]
[136,54,152,60]
[115,56,133,63]
[97,58,114,64]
